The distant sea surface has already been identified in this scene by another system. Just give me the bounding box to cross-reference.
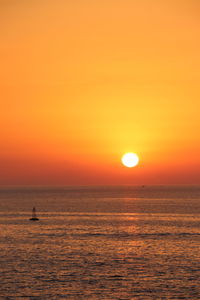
[0,185,200,299]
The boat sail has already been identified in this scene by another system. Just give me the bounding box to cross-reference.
[29,207,39,221]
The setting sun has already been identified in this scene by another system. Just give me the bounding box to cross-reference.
[121,153,139,168]
[0,2,199,298]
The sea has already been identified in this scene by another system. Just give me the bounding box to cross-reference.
[0,185,200,299]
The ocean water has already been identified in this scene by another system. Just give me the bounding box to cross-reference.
[0,185,200,299]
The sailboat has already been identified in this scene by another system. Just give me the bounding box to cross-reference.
[29,207,39,221]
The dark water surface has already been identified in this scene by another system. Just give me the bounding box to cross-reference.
[0,185,200,299]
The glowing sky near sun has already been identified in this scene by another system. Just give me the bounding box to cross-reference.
[0,0,199,185]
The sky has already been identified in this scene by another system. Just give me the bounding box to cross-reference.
[0,0,200,185]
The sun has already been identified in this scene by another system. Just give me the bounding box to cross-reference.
[121,153,139,168]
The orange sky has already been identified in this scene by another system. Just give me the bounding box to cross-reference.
[0,0,199,185]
